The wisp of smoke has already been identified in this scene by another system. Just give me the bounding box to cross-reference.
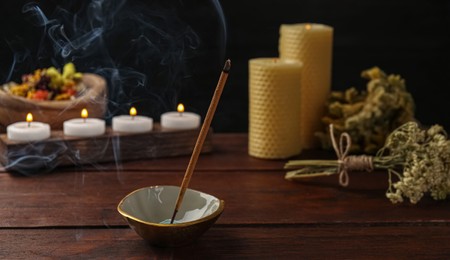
[0,0,227,175]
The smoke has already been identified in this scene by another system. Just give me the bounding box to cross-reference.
[18,0,202,117]
[5,141,67,176]
[0,0,227,175]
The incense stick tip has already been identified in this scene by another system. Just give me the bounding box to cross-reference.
[223,59,231,72]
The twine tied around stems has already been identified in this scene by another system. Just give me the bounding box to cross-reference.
[329,124,374,187]
[286,122,450,204]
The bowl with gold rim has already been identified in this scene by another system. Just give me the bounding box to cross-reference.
[117,185,224,247]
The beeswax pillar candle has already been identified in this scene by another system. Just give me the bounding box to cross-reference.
[249,58,303,159]
[279,23,333,149]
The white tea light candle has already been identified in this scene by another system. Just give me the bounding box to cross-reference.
[63,108,105,137]
[112,107,153,133]
[160,103,201,130]
[7,113,51,141]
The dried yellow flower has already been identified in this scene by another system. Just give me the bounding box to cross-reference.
[2,62,83,101]
[316,67,416,154]
[285,122,450,204]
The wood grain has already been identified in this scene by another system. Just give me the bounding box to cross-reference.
[1,167,449,227]
[0,124,212,174]
[1,226,449,259]
[1,133,449,258]
[0,134,325,172]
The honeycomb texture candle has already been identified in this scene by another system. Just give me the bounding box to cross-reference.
[279,23,333,149]
[249,58,303,159]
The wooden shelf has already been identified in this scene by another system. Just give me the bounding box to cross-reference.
[0,123,212,174]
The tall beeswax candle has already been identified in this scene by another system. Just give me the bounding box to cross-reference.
[249,58,303,159]
[279,23,333,149]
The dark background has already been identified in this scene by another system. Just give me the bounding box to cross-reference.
[1,1,449,133]
[219,0,450,132]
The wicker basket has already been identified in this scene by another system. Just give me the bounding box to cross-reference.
[0,73,107,133]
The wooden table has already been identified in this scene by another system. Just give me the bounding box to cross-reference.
[1,133,449,259]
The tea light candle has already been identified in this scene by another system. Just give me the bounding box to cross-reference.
[7,113,51,141]
[63,108,105,137]
[160,103,201,130]
[112,107,153,133]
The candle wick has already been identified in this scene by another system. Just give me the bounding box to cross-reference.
[83,118,86,123]
[179,112,183,117]
[131,116,135,120]
[28,122,31,128]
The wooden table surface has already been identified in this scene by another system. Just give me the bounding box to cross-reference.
[1,133,449,259]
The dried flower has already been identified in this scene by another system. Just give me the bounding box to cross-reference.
[3,62,83,101]
[285,122,450,204]
[316,67,416,154]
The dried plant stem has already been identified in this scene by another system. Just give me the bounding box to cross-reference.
[284,155,405,181]
[286,119,450,204]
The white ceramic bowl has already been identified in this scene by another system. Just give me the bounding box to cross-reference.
[117,185,224,247]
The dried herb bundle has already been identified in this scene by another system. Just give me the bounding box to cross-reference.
[315,67,415,154]
[286,122,450,204]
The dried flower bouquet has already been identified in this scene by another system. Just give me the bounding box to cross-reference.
[315,67,415,154]
[285,122,450,204]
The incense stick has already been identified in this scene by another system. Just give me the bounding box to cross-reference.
[170,59,231,224]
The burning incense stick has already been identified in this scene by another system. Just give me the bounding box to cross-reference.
[170,59,231,224]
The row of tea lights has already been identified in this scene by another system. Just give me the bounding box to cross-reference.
[6,103,201,142]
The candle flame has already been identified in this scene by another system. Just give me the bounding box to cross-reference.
[177,103,185,113]
[130,107,137,117]
[81,108,88,119]
[26,113,33,123]
[305,23,312,30]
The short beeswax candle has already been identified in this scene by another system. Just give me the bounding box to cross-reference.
[248,58,303,159]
